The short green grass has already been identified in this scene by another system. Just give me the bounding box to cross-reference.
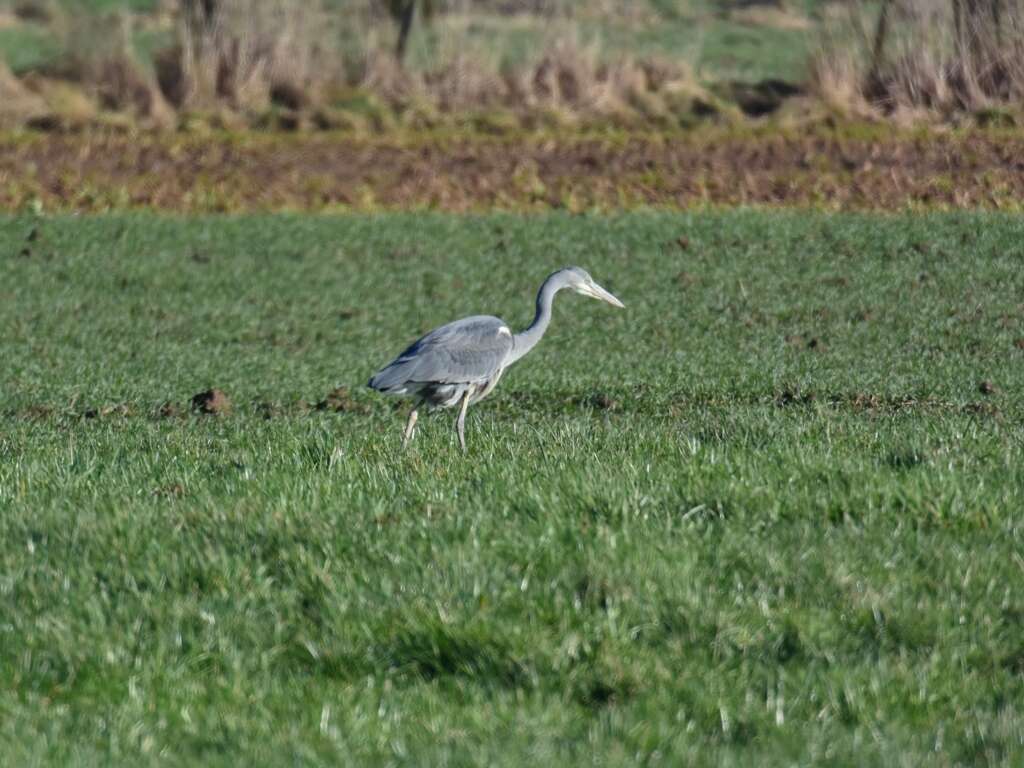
[0,21,61,73]
[2,211,1023,766]
[577,4,816,84]
[405,6,815,83]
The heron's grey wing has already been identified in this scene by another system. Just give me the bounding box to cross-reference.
[369,315,513,393]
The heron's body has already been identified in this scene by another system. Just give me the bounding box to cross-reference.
[368,267,623,450]
[369,315,512,408]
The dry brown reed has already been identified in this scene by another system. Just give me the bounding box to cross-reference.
[0,60,47,127]
[158,0,337,112]
[813,0,1024,122]
[0,0,725,131]
[354,20,717,129]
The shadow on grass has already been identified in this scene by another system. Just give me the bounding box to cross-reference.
[284,615,533,689]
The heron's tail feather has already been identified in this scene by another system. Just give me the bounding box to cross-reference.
[368,359,416,394]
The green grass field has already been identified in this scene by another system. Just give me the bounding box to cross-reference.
[2,211,1024,766]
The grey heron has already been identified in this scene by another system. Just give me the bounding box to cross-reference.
[368,266,624,450]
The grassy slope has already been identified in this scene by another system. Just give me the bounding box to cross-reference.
[1,211,1023,766]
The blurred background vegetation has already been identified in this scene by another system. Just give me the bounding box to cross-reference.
[0,0,1022,132]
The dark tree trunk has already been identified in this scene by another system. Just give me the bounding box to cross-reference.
[867,0,893,95]
[180,0,219,29]
[395,1,416,63]
[953,0,965,51]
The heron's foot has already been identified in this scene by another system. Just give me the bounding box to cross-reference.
[402,408,419,448]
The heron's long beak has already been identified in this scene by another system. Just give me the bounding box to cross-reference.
[584,281,625,309]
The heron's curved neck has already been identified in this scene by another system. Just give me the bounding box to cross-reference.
[509,273,565,364]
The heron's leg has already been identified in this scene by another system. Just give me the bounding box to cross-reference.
[455,389,472,452]
[402,407,419,448]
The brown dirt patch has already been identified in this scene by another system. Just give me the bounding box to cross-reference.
[16,404,55,419]
[675,270,699,288]
[191,388,232,415]
[316,386,370,414]
[153,483,186,498]
[157,401,185,418]
[775,389,816,407]
[83,403,133,418]
[12,3,51,23]
[579,392,619,411]
[2,127,1024,212]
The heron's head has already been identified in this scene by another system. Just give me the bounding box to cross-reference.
[562,266,625,309]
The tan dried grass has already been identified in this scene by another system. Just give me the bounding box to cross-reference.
[355,31,713,127]
[29,10,175,128]
[813,0,1024,121]
[0,60,47,127]
[0,0,727,131]
[165,0,338,112]
[730,6,812,32]
[19,72,98,129]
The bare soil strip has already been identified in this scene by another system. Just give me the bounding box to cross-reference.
[2,129,1022,212]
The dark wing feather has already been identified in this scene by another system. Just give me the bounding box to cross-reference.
[369,315,513,394]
